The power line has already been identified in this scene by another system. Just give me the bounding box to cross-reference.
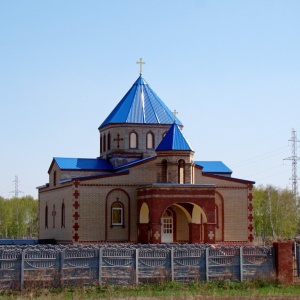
[284,128,300,205]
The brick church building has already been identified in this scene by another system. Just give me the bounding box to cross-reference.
[38,64,255,244]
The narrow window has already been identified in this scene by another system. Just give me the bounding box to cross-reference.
[107,132,111,150]
[61,201,65,228]
[53,171,57,187]
[112,202,123,226]
[178,159,185,184]
[161,159,168,182]
[103,133,106,152]
[129,132,137,149]
[100,135,102,153]
[45,204,48,228]
[146,132,154,149]
[52,205,56,228]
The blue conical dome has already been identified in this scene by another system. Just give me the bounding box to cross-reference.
[156,122,193,151]
[99,76,183,128]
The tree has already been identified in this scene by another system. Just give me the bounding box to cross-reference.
[253,185,298,240]
[0,196,38,238]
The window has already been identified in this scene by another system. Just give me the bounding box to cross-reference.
[161,159,168,182]
[52,205,56,228]
[61,202,65,228]
[100,135,102,153]
[111,202,123,226]
[146,132,154,149]
[45,204,48,228]
[107,132,111,150]
[53,171,57,186]
[178,159,185,184]
[129,132,137,149]
[103,133,106,152]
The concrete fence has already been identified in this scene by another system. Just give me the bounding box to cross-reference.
[0,243,282,290]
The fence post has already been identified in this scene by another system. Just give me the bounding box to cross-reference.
[239,247,243,282]
[59,250,65,287]
[274,241,293,283]
[171,247,174,281]
[98,248,103,286]
[135,248,139,285]
[205,247,209,282]
[20,250,25,291]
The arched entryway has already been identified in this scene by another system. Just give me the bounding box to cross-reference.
[137,184,217,244]
[160,203,208,244]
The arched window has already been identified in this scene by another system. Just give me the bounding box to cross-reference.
[161,159,168,183]
[53,171,57,187]
[107,132,111,150]
[100,135,102,153]
[61,201,65,228]
[45,204,48,229]
[129,132,137,149]
[103,133,106,152]
[178,159,185,184]
[111,201,123,226]
[52,205,56,228]
[146,132,154,149]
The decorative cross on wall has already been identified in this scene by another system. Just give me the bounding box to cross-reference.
[52,206,56,228]
[114,133,123,149]
[154,231,160,240]
[208,231,214,240]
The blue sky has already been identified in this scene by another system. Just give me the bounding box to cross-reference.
[0,0,299,198]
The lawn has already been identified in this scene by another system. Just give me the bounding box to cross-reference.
[1,281,300,299]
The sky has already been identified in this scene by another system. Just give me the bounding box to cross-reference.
[0,0,299,199]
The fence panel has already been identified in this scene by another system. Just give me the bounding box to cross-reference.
[173,245,206,282]
[242,246,275,281]
[23,247,60,289]
[138,247,171,283]
[101,246,136,285]
[0,248,22,290]
[62,246,99,286]
[207,247,240,281]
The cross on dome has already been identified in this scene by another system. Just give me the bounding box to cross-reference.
[173,109,178,121]
[136,58,145,75]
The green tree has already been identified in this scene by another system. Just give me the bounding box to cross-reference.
[253,185,298,240]
[0,196,38,238]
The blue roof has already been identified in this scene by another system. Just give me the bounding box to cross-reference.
[156,122,193,151]
[53,157,114,171]
[195,161,232,174]
[99,75,183,128]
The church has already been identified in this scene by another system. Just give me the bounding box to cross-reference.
[38,61,255,244]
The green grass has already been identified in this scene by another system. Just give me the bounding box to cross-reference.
[1,281,300,299]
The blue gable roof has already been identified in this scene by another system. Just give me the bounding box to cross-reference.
[156,122,193,151]
[99,76,183,128]
[53,157,114,171]
[195,161,232,174]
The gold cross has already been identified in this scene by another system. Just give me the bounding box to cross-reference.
[136,58,145,75]
[173,109,178,121]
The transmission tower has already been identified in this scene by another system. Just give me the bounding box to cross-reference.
[284,128,300,205]
[10,175,23,198]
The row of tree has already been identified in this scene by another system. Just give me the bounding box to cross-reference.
[0,196,38,239]
[253,185,299,240]
[0,186,298,240]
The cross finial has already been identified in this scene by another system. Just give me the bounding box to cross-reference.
[173,109,178,121]
[136,58,145,75]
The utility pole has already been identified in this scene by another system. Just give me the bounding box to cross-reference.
[10,175,23,198]
[284,128,300,205]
